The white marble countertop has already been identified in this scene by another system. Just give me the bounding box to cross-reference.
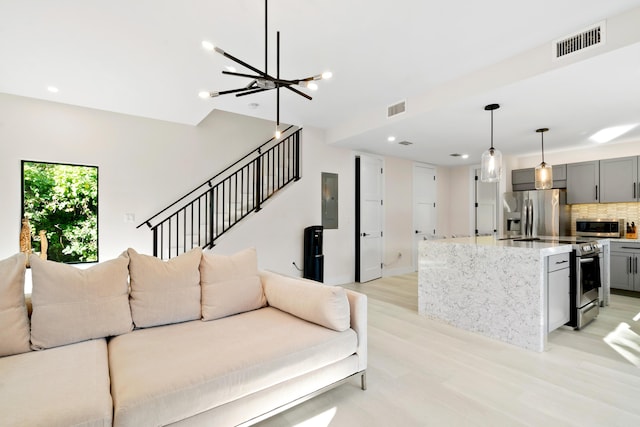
[424,235,574,256]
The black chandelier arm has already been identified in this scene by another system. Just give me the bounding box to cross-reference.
[235,87,271,97]
[216,48,268,79]
[284,85,313,100]
[222,70,264,80]
[217,87,262,96]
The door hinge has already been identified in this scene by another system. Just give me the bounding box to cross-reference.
[475,175,479,181]
[381,231,384,237]
[433,229,436,234]
[380,168,383,174]
[475,203,479,208]
[433,175,436,181]
[381,262,383,269]
[381,200,383,206]
[433,202,436,208]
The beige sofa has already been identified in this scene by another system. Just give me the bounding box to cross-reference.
[0,248,367,427]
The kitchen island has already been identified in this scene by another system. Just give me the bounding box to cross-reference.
[418,236,573,352]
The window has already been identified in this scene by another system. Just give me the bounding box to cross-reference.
[21,160,99,263]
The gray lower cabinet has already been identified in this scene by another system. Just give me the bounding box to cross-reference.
[547,252,570,332]
[610,241,640,291]
[600,156,639,203]
[567,161,599,204]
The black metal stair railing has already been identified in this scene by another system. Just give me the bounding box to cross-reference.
[137,126,301,259]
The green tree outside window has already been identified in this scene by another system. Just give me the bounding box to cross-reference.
[22,161,98,263]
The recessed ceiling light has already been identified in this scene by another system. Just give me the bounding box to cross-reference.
[47,86,59,93]
[589,124,638,143]
[387,136,396,142]
[461,154,469,159]
[225,65,237,73]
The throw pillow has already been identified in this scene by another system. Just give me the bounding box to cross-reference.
[30,252,132,350]
[200,247,266,321]
[262,271,350,332]
[0,253,31,357]
[128,247,202,328]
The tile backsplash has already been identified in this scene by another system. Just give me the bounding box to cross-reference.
[570,203,640,235]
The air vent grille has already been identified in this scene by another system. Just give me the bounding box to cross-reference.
[387,100,406,118]
[554,21,605,59]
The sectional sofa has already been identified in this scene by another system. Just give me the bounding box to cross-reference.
[0,247,367,426]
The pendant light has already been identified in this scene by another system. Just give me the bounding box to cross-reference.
[534,128,553,189]
[480,104,502,182]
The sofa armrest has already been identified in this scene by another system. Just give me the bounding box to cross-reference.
[345,289,367,371]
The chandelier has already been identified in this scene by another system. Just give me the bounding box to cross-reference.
[199,0,332,138]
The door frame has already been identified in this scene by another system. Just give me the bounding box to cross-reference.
[412,162,437,271]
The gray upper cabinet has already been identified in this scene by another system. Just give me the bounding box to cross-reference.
[566,161,599,204]
[511,164,566,191]
[600,156,638,203]
[512,168,535,191]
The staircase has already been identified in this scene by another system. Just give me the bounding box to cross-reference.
[137,126,301,259]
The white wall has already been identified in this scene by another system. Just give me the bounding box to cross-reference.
[1,92,468,285]
[0,93,357,284]
[212,127,355,284]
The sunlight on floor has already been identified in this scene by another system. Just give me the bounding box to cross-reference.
[633,310,640,322]
[293,407,337,427]
[603,322,640,367]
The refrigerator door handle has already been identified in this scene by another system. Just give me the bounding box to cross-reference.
[528,199,534,237]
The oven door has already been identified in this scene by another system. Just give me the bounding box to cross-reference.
[578,253,601,306]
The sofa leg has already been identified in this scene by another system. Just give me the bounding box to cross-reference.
[361,372,367,390]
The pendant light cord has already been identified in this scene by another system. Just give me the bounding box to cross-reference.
[541,131,545,163]
[490,110,494,150]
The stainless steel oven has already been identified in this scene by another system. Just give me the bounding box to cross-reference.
[568,242,601,329]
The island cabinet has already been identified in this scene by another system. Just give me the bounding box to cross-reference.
[567,160,599,204]
[610,241,640,291]
[600,156,639,203]
[547,252,570,332]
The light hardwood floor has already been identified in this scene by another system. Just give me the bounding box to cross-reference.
[257,273,640,427]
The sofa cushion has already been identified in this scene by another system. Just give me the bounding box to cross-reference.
[200,247,266,320]
[0,252,31,357]
[0,338,113,427]
[108,307,357,427]
[128,247,202,328]
[29,253,132,350]
[261,271,351,332]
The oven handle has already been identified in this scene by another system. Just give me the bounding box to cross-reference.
[579,258,595,264]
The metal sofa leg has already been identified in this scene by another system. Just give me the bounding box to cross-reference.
[361,371,367,390]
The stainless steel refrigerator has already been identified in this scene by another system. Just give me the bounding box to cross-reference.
[503,189,571,238]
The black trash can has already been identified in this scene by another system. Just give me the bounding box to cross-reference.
[303,226,324,282]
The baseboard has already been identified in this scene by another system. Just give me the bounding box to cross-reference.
[383,266,415,277]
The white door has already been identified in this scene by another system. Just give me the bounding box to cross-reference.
[413,164,437,270]
[358,155,383,282]
[475,168,498,235]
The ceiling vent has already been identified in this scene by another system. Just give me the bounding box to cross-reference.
[387,100,406,118]
[398,140,413,146]
[553,21,605,59]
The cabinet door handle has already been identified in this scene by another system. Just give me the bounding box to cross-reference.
[634,182,637,199]
[595,185,598,201]
[630,256,633,274]
[555,260,568,265]
[635,257,638,274]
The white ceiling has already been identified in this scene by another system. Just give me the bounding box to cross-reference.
[1,0,640,166]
